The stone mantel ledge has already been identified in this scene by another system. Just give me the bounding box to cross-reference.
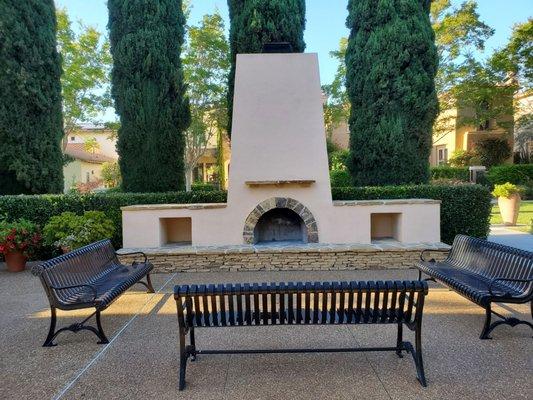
[333,199,441,206]
[118,240,450,256]
[121,203,227,211]
[245,180,315,187]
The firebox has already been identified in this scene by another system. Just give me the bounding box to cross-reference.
[254,208,307,244]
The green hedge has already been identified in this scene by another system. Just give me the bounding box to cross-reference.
[486,164,533,185]
[430,166,469,182]
[332,184,492,244]
[330,170,352,187]
[0,191,227,249]
[487,164,533,199]
[0,184,491,252]
[191,183,217,191]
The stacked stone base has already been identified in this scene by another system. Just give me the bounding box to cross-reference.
[118,242,449,273]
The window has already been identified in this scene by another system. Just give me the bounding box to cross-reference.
[86,172,90,183]
[70,136,75,141]
[193,165,203,182]
[437,147,448,165]
[91,170,94,175]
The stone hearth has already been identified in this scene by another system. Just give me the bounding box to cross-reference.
[117,240,449,273]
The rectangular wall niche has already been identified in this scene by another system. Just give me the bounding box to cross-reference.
[160,218,192,246]
[371,213,401,241]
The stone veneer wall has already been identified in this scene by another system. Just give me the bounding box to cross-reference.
[118,243,449,273]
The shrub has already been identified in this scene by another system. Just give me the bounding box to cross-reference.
[475,137,512,167]
[491,183,524,199]
[329,149,349,171]
[448,150,479,167]
[430,166,469,182]
[0,219,42,258]
[332,184,492,244]
[43,211,115,250]
[330,170,352,187]
[101,161,121,188]
[486,164,533,185]
[487,164,533,199]
[0,191,227,248]
[191,182,217,191]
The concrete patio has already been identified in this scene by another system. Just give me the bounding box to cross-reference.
[1,267,531,400]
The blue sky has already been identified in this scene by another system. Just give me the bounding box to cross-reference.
[55,0,531,120]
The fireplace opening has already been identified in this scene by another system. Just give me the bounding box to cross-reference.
[254,208,307,244]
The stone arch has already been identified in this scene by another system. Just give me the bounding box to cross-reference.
[243,197,318,244]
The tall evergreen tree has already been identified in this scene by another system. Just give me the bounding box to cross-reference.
[227,0,306,137]
[0,0,64,194]
[108,0,190,192]
[345,0,438,185]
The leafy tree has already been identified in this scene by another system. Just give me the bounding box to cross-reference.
[345,0,438,185]
[475,137,512,167]
[0,0,64,194]
[101,161,121,188]
[227,0,306,137]
[83,138,100,154]
[183,12,230,191]
[325,1,495,143]
[322,38,349,136]
[108,0,190,192]
[56,8,112,141]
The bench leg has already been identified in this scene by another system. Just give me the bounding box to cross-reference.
[396,322,403,358]
[413,320,427,387]
[480,306,492,340]
[95,311,109,344]
[189,327,197,361]
[42,309,109,347]
[481,304,533,339]
[136,274,155,293]
[43,307,58,347]
[145,274,155,293]
[179,328,188,390]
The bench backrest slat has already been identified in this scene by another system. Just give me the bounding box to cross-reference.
[175,280,427,329]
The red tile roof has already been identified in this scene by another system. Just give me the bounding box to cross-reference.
[64,144,115,164]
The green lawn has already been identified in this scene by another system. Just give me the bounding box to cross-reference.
[491,200,533,233]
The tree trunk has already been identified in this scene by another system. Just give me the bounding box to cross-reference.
[185,167,193,192]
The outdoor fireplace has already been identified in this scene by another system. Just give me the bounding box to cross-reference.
[122,53,441,248]
[254,208,306,244]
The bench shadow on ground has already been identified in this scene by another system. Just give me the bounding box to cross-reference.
[1,269,532,400]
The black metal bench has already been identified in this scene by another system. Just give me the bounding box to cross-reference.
[32,239,154,347]
[174,280,428,390]
[416,235,533,339]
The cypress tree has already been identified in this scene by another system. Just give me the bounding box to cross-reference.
[227,0,306,137]
[108,0,190,192]
[345,0,438,185]
[0,0,64,194]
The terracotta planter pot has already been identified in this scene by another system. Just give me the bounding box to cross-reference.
[4,251,27,272]
[498,194,521,226]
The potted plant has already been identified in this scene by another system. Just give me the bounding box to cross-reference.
[43,211,115,252]
[0,219,42,272]
[492,183,524,226]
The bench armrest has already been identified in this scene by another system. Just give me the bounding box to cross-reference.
[117,251,147,264]
[488,277,533,298]
[50,284,98,302]
[420,249,450,262]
